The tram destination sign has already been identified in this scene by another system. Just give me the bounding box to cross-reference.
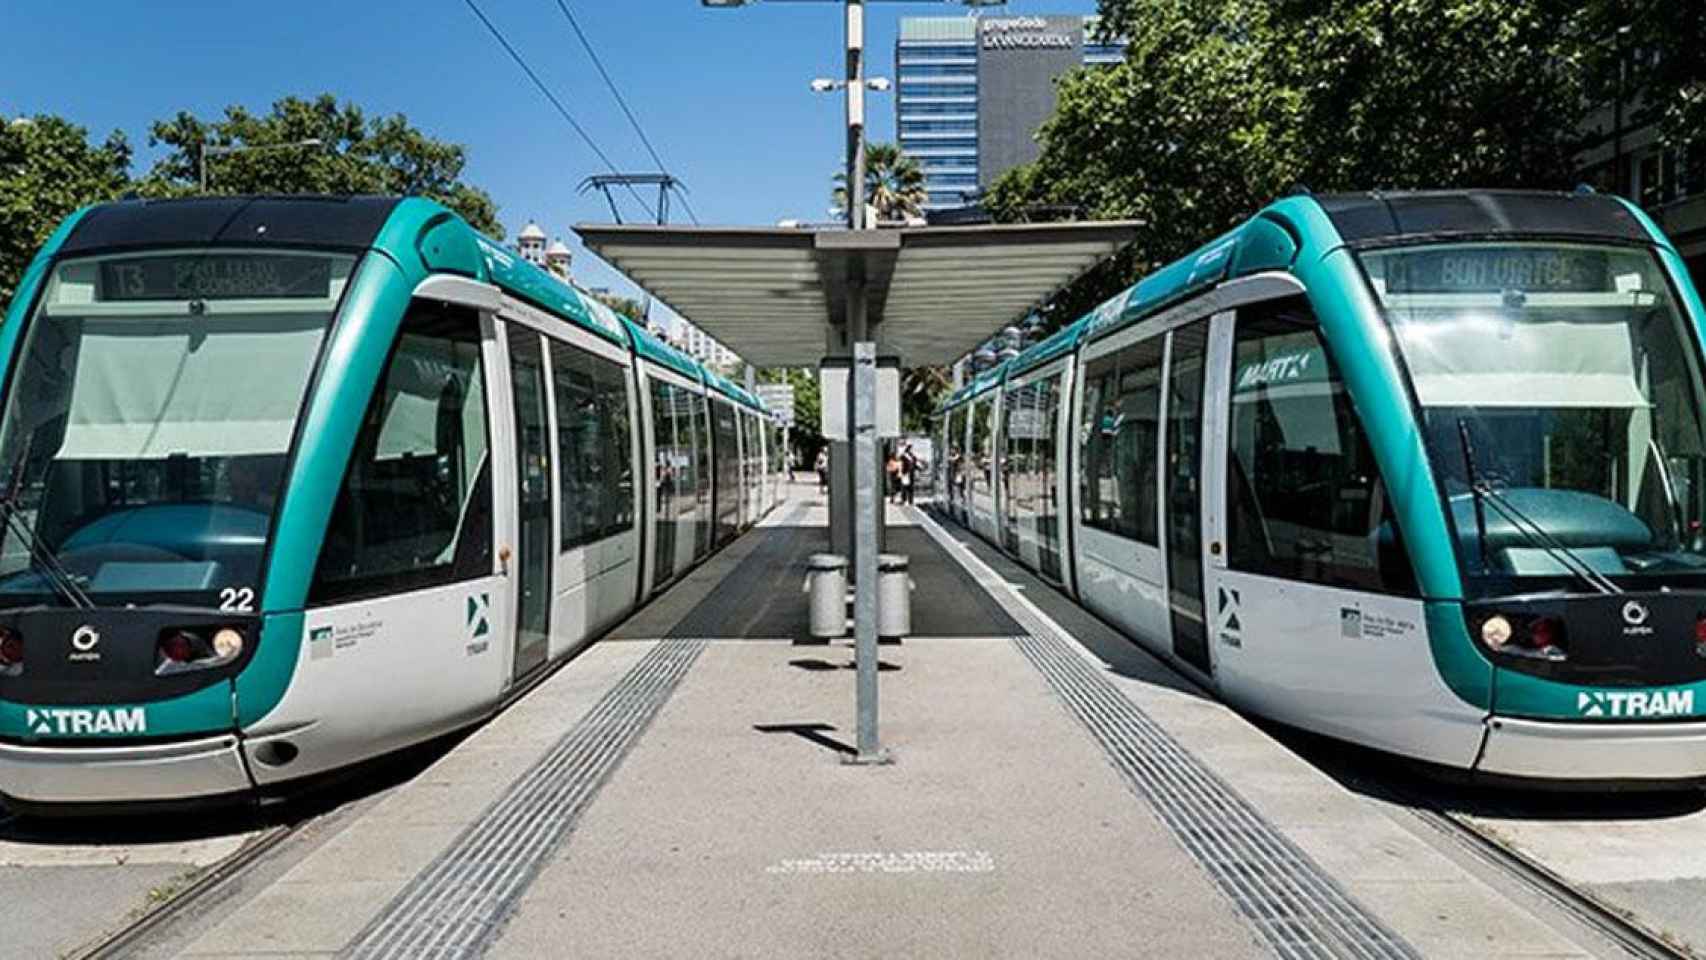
[100,253,333,302]
[1383,247,1609,294]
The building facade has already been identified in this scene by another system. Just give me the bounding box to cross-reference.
[895,15,1123,212]
[676,319,740,372]
[1578,105,1706,289]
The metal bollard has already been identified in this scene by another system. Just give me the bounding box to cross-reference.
[804,553,848,640]
[877,553,911,640]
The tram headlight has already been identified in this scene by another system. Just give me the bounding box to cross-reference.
[1480,615,1514,650]
[212,628,244,661]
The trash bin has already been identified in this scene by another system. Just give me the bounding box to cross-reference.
[877,553,911,640]
[805,553,848,639]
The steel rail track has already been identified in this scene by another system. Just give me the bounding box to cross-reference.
[1410,806,1694,960]
[71,819,301,960]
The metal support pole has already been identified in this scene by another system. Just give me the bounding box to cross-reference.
[846,0,866,231]
[848,334,888,764]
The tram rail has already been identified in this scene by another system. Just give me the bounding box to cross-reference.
[70,819,301,960]
[1409,806,1694,960]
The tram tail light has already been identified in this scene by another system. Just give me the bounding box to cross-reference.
[1526,616,1568,661]
[0,626,22,673]
[1694,615,1706,657]
[156,626,246,675]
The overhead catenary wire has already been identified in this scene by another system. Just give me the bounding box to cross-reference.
[460,0,657,222]
[550,0,700,225]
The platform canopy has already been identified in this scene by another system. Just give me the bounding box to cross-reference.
[573,221,1140,367]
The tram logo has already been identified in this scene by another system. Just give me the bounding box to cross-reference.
[23,706,147,736]
[1621,601,1650,627]
[1577,689,1693,719]
[467,593,490,639]
[68,625,100,662]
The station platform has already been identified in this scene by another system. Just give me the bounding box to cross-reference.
[168,486,1607,959]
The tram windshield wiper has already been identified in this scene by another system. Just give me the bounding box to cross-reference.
[0,443,93,610]
[1455,418,1621,596]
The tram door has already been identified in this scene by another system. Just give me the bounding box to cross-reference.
[506,326,553,680]
[1162,320,1212,675]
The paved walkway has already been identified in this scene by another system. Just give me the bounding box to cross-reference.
[173,489,1601,959]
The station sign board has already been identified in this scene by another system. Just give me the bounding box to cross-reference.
[755,383,796,427]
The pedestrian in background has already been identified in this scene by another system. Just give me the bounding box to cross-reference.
[815,448,829,493]
[899,443,918,506]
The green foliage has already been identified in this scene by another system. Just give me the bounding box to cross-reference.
[1577,1,1706,154]
[902,366,950,434]
[0,96,505,306]
[0,115,132,301]
[590,290,646,321]
[992,0,1596,328]
[832,142,929,222]
[140,94,503,237]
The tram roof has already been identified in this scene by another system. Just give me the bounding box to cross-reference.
[573,221,1140,368]
[934,189,1665,415]
[37,196,773,419]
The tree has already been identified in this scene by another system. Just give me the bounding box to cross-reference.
[589,290,645,321]
[1577,0,1706,160]
[140,94,503,237]
[988,0,1594,330]
[902,367,950,435]
[832,142,929,223]
[0,115,132,303]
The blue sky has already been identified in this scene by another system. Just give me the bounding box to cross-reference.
[0,0,1097,328]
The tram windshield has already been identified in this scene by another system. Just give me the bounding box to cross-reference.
[1362,241,1706,595]
[0,249,355,609]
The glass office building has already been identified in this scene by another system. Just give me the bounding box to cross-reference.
[896,16,1125,212]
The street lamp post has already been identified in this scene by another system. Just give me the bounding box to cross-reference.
[199,137,325,193]
[702,0,1005,767]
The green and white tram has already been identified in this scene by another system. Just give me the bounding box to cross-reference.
[0,196,784,809]
[938,189,1706,785]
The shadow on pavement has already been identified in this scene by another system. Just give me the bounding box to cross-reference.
[788,657,900,673]
[754,722,857,757]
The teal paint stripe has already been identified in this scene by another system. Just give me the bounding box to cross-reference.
[1279,198,1485,709]
[1295,248,1462,601]
[0,681,234,740]
[0,207,93,387]
[262,253,414,612]
[237,256,413,724]
[1423,602,1493,711]
[235,612,305,727]
[1492,662,1706,721]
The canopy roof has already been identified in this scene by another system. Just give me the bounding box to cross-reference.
[574,221,1140,367]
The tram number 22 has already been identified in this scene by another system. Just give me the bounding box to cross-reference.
[219,587,256,612]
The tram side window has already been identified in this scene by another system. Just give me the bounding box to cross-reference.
[970,400,994,500]
[551,341,634,551]
[1226,301,1416,595]
[1079,337,1163,544]
[310,304,492,603]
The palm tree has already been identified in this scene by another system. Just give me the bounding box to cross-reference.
[832,143,928,223]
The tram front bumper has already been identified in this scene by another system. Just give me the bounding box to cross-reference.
[1479,715,1706,783]
[0,734,252,805]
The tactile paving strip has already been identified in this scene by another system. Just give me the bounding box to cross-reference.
[1012,633,1419,960]
[911,506,1418,960]
[345,504,809,959]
